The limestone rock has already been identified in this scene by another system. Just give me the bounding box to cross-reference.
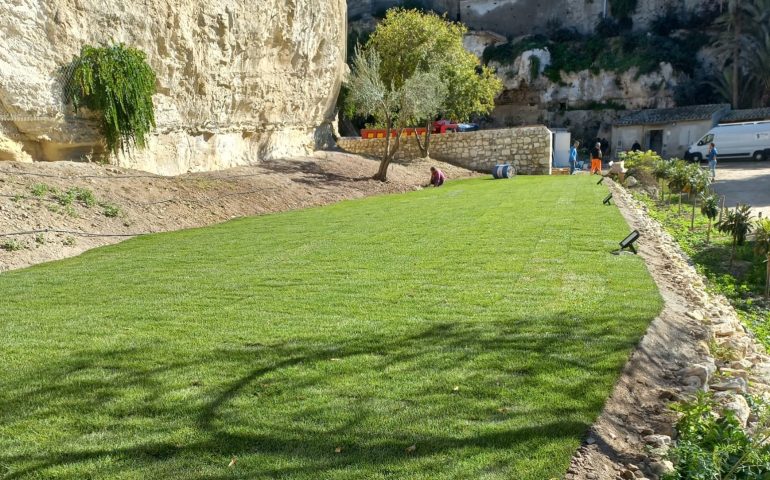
[642,434,671,448]
[723,394,751,427]
[0,0,347,175]
[648,460,675,477]
[711,377,748,394]
[0,133,33,163]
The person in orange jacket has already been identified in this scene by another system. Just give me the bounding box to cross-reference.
[590,142,603,175]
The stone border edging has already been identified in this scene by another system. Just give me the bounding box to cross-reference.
[565,179,770,480]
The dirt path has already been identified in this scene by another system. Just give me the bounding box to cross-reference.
[0,152,477,272]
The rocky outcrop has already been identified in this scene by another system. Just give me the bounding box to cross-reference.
[0,0,347,175]
[348,0,714,35]
[489,52,678,111]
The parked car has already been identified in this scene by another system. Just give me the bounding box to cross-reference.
[456,123,480,132]
[685,121,770,162]
[432,119,458,133]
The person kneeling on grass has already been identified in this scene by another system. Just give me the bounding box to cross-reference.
[428,166,446,187]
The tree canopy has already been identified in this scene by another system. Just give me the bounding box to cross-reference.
[366,9,501,123]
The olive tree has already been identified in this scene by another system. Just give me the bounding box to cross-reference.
[346,47,447,181]
[365,9,502,158]
[700,194,720,244]
[686,164,711,230]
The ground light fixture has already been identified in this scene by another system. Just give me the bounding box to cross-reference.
[618,230,640,254]
[603,193,613,205]
[597,176,605,185]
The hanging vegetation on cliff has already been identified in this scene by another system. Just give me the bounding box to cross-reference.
[65,44,156,154]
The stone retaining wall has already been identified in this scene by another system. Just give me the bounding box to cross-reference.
[336,126,552,175]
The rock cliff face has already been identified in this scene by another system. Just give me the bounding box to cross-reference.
[0,0,347,175]
[348,0,708,35]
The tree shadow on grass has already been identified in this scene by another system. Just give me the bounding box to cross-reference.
[0,318,649,479]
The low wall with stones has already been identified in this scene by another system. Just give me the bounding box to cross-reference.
[336,126,553,175]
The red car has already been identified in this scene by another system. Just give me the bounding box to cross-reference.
[432,120,459,133]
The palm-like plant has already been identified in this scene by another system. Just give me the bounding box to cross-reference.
[754,218,770,298]
[713,0,770,107]
[717,203,754,269]
[686,165,711,230]
[701,194,720,244]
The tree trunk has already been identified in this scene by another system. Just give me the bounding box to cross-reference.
[707,219,712,244]
[374,124,403,182]
[414,121,432,158]
[678,192,683,214]
[730,237,737,270]
[766,254,770,298]
[691,195,697,230]
[732,0,741,108]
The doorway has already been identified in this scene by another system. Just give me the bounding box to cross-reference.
[647,129,663,154]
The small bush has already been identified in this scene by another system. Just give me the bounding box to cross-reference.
[35,233,45,245]
[63,205,78,218]
[62,236,76,246]
[54,187,96,208]
[102,203,120,218]
[595,17,621,37]
[30,183,50,197]
[70,187,96,207]
[1,238,23,252]
[665,393,770,479]
[54,190,74,206]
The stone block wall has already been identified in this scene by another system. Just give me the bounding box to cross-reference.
[337,126,553,175]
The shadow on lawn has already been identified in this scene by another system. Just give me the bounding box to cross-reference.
[0,320,644,479]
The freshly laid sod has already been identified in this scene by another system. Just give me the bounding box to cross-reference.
[0,176,661,479]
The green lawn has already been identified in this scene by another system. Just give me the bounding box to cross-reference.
[0,176,662,479]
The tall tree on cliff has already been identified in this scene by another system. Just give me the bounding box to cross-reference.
[364,9,502,159]
[714,0,770,107]
[345,46,446,181]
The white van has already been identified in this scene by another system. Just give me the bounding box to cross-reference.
[685,121,770,162]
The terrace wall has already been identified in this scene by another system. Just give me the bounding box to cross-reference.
[337,126,553,175]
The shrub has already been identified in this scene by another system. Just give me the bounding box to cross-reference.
[482,36,549,65]
[595,17,621,37]
[65,43,156,154]
[55,187,96,207]
[70,187,96,207]
[102,203,120,218]
[1,238,23,252]
[30,183,50,197]
[665,393,770,479]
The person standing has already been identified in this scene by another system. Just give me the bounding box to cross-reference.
[590,142,603,175]
[707,142,718,180]
[569,140,580,174]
